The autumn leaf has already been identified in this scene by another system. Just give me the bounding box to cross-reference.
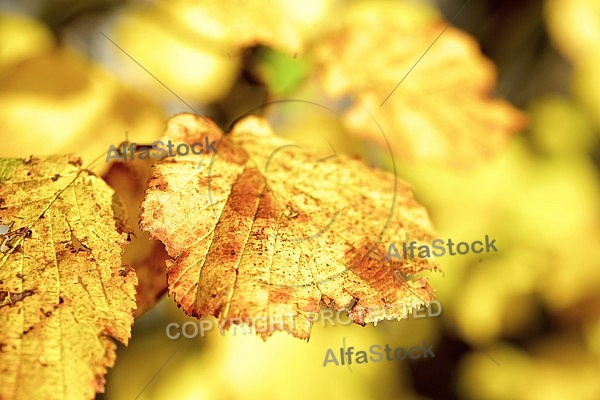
[0,48,165,174]
[163,0,325,53]
[314,2,527,167]
[545,0,600,128]
[0,155,137,400]
[0,13,54,72]
[140,113,441,340]
[109,0,328,105]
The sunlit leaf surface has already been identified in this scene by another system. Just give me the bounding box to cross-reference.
[140,113,441,340]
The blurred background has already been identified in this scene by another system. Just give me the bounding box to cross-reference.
[1,0,600,399]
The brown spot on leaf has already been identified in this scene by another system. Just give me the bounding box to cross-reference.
[217,139,249,165]
[147,173,168,191]
[0,289,35,306]
[69,231,89,252]
[67,155,82,166]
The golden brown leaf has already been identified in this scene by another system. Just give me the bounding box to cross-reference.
[140,113,440,340]
[314,2,528,167]
[0,155,137,400]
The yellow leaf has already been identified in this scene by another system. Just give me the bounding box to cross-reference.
[0,155,137,400]
[0,49,165,174]
[545,0,600,64]
[314,2,527,166]
[110,0,332,104]
[165,0,329,53]
[0,13,54,72]
[140,113,440,340]
[545,0,600,128]
[111,7,240,105]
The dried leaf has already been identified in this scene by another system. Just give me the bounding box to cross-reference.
[140,113,440,340]
[315,3,527,166]
[0,155,137,400]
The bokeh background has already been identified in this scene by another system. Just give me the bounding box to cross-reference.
[1,0,600,399]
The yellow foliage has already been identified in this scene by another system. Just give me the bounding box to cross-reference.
[315,0,527,166]
[529,94,597,155]
[1,1,599,399]
[111,5,240,104]
[0,49,165,174]
[545,0,600,127]
[0,13,54,72]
